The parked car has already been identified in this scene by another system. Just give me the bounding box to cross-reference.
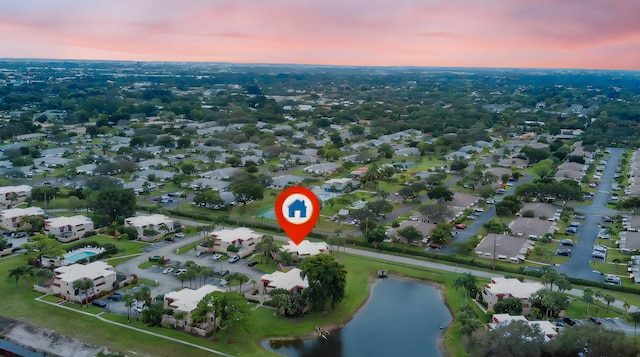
[107,292,122,301]
[248,261,259,267]
[563,317,576,326]
[174,268,187,276]
[485,199,495,204]
[174,233,185,238]
[454,224,467,230]
[196,251,206,257]
[602,216,614,223]
[218,270,230,277]
[565,227,578,234]
[555,248,571,256]
[228,256,240,263]
[92,300,107,308]
[162,268,174,274]
[560,239,574,246]
[211,253,223,261]
[428,242,442,249]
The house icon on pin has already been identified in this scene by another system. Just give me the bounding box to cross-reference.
[288,199,307,218]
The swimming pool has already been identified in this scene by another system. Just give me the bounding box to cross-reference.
[259,209,277,220]
[65,251,97,263]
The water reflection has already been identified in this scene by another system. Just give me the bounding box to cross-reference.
[262,277,451,357]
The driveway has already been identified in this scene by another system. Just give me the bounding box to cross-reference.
[554,148,623,281]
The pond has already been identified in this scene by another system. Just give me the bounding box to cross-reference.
[0,338,45,357]
[262,277,452,357]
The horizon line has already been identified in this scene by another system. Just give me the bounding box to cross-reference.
[0,57,638,73]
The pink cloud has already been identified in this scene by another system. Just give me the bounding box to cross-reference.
[0,0,638,69]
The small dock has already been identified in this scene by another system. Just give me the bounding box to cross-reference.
[377,270,388,278]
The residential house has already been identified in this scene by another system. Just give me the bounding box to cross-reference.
[509,217,555,240]
[51,261,117,303]
[200,168,243,180]
[497,157,528,169]
[481,277,544,314]
[474,234,534,264]
[204,227,262,258]
[386,220,435,244]
[323,178,356,192]
[34,156,71,168]
[260,268,309,294]
[45,215,94,242]
[350,167,368,178]
[304,162,341,175]
[490,314,558,341]
[395,147,420,157]
[124,214,174,241]
[519,203,560,220]
[281,240,329,260]
[270,175,304,189]
[0,185,31,207]
[75,164,97,175]
[164,285,224,326]
[189,178,230,191]
[0,207,45,231]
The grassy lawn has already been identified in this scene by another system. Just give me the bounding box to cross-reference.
[4,236,640,357]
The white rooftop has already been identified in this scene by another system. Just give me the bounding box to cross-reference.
[486,277,545,299]
[1,206,45,218]
[125,214,173,227]
[210,227,261,243]
[46,215,92,227]
[261,268,309,291]
[54,261,114,283]
[165,285,224,312]
[491,314,558,340]
[282,240,329,257]
[0,185,32,195]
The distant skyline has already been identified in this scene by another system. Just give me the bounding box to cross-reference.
[1,0,639,70]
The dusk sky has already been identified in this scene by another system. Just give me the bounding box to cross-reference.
[1,0,639,70]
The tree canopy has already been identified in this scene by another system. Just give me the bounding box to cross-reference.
[299,254,347,311]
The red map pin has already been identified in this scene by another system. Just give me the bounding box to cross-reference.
[274,186,321,246]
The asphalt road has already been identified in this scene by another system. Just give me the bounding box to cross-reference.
[554,148,623,281]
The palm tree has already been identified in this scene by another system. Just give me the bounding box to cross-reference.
[623,300,631,314]
[541,269,559,291]
[583,288,594,316]
[594,290,603,314]
[603,294,615,316]
[452,273,478,300]
[123,294,135,323]
[630,311,640,337]
[200,266,215,287]
[133,286,152,307]
[72,278,95,307]
[8,266,30,291]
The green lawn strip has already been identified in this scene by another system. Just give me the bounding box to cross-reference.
[176,240,204,254]
[138,261,155,269]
